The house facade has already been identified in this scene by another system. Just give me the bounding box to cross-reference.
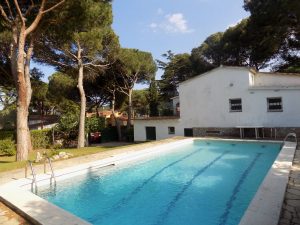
[134,66,300,141]
[28,115,59,130]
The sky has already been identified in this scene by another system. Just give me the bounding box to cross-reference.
[36,0,249,89]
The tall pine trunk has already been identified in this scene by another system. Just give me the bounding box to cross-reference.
[24,39,34,151]
[77,57,86,148]
[16,81,29,161]
[15,27,30,161]
[127,88,133,130]
[111,92,122,141]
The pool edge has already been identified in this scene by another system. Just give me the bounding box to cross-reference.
[239,141,296,225]
[0,138,294,225]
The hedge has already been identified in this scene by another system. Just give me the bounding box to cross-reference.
[31,129,52,149]
[0,130,15,156]
[0,130,14,140]
[0,129,52,151]
[0,139,15,156]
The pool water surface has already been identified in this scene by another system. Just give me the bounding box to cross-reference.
[37,140,281,225]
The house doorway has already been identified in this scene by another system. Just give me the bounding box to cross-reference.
[184,128,193,137]
[146,127,156,140]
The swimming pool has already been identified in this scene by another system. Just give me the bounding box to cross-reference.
[36,140,281,225]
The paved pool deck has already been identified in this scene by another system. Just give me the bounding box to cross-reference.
[279,145,300,225]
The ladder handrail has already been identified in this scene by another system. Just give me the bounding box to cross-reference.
[46,157,56,184]
[284,132,298,146]
[28,160,37,193]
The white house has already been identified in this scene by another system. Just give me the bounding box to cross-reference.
[134,66,300,141]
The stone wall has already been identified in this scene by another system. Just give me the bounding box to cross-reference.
[193,127,240,137]
[192,127,300,139]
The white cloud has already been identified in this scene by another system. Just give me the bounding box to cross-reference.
[166,13,192,33]
[149,12,194,34]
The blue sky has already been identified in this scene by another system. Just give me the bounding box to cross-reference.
[37,0,249,88]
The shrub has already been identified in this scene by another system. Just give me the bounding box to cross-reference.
[0,139,16,156]
[52,143,62,150]
[50,149,60,157]
[31,129,52,149]
[0,130,14,140]
[101,127,118,142]
[55,110,79,146]
[86,116,105,133]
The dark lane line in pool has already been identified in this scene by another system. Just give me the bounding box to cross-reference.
[153,151,230,225]
[91,147,204,223]
[218,152,262,225]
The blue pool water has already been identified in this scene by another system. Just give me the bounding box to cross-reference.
[37,140,281,225]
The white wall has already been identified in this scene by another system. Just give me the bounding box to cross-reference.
[179,67,300,127]
[134,119,181,141]
[254,73,300,87]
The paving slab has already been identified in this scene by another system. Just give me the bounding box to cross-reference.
[279,146,300,225]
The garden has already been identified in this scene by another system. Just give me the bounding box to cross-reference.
[0,115,134,173]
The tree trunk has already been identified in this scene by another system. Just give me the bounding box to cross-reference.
[77,58,86,148]
[127,89,133,130]
[111,92,122,141]
[24,39,34,151]
[16,92,29,161]
[40,101,44,130]
[15,27,29,161]
[96,105,99,117]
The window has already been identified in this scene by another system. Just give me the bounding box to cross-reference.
[229,98,242,112]
[168,127,175,134]
[267,97,282,112]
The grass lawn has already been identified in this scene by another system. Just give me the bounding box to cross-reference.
[0,144,135,173]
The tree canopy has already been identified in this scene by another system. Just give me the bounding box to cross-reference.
[243,0,300,72]
[115,48,156,128]
[34,0,119,148]
[158,51,195,101]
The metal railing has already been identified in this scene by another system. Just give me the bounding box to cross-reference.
[284,132,298,146]
[27,160,38,193]
[25,156,56,193]
[46,157,56,184]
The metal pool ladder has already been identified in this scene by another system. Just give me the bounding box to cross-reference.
[27,157,56,193]
[46,157,56,184]
[284,133,298,146]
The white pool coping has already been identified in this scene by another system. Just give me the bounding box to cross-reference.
[0,138,296,225]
